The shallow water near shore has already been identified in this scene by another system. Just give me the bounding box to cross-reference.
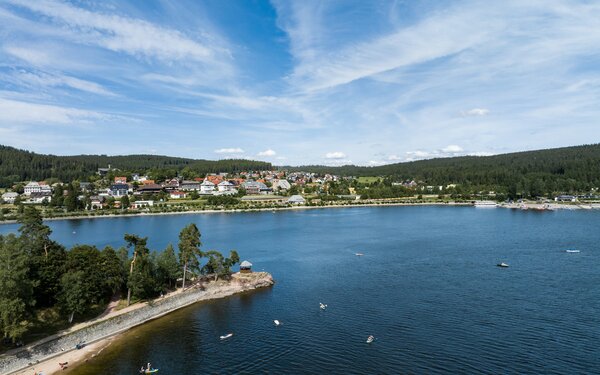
[2,206,600,374]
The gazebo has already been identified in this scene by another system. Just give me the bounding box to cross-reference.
[240,260,253,273]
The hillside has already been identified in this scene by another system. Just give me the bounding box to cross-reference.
[287,144,600,194]
[0,145,271,186]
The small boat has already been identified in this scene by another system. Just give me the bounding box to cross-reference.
[319,302,327,310]
[565,249,581,253]
[140,363,159,374]
[497,262,509,268]
[366,335,375,344]
[220,333,233,340]
[273,319,281,326]
[355,253,364,256]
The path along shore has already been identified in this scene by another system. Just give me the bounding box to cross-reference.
[0,272,274,375]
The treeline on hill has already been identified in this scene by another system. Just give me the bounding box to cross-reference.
[0,207,239,346]
[288,144,600,196]
[0,145,271,187]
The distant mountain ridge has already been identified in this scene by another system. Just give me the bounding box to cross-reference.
[0,145,271,186]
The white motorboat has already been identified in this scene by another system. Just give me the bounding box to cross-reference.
[366,335,375,344]
[497,262,509,268]
[319,303,327,310]
[565,249,580,253]
[355,253,364,256]
[273,320,281,326]
[220,333,233,340]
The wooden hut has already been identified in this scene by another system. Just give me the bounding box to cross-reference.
[240,260,253,273]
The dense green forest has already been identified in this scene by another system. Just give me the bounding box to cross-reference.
[288,144,600,195]
[0,145,271,186]
[0,207,239,347]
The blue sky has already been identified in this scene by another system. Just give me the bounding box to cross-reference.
[1,0,600,166]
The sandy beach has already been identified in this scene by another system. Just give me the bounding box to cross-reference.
[13,337,115,375]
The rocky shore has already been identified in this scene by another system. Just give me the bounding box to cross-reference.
[0,272,274,375]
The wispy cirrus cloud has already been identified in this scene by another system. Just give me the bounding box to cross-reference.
[6,0,230,65]
[0,97,128,125]
[1,1,600,163]
[2,69,116,96]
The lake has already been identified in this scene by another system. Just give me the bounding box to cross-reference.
[2,206,599,374]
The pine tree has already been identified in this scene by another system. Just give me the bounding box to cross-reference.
[156,244,179,290]
[178,224,202,290]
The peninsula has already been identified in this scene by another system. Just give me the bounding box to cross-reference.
[0,207,273,374]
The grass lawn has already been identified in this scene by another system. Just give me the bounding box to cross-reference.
[357,176,382,184]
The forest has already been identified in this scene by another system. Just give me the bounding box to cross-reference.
[0,145,272,187]
[289,144,600,196]
[0,207,239,347]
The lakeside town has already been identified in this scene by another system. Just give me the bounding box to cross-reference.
[1,164,600,222]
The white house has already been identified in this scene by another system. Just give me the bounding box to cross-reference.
[217,181,235,192]
[287,195,306,205]
[1,192,19,204]
[275,179,291,191]
[131,200,154,209]
[170,191,187,199]
[200,179,215,194]
[24,182,41,196]
[40,184,52,194]
[27,192,52,204]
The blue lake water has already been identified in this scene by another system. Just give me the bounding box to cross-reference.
[2,206,599,374]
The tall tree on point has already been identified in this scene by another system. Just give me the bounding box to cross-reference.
[124,234,149,306]
[178,224,202,290]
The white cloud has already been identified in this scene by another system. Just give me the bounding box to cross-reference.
[387,154,401,161]
[278,3,496,91]
[258,149,276,157]
[0,97,117,124]
[4,69,115,96]
[325,151,346,159]
[4,45,50,65]
[214,148,244,154]
[461,108,490,117]
[8,0,231,65]
[441,145,464,153]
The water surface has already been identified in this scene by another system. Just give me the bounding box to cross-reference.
[2,206,599,374]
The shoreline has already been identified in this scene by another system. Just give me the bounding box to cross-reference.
[1,200,599,225]
[1,272,274,375]
[0,201,472,225]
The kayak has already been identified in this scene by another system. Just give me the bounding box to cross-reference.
[220,333,233,340]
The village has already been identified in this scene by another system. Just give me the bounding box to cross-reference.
[0,166,352,211]
[1,164,599,221]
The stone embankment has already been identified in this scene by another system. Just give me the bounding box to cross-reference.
[0,272,274,375]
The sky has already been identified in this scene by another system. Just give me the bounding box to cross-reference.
[1,0,600,166]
